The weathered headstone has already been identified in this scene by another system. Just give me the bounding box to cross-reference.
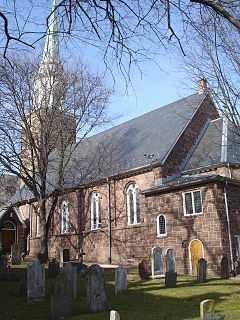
[48,259,60,279]
[215,315,227,320]
[27,258,45,302]
[110,310,120,320]
[166,248,176,273]
[51,271,72,320]
[64,262,77,299]
[87,264,106,313]
[60,248,70,267]
[197,258,207,283]
[165,249,177,288]
[0,255,7,277]
[11,244,21,265]
[165,271,177,288]
[200,299,215,320]
[115,264,127,295]
[151,246,163,278]
[221,257,229,280]
[139,259,149,280]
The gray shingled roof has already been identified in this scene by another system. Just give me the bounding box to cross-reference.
[61,92,208,186]
[183,118,240,172]
[8,91,208,206]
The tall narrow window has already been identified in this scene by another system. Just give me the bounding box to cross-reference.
[157,214,167,236]
[61,201,70,234]
[183,190,203,216]
[127,183,141,225]
[91,192,101,230]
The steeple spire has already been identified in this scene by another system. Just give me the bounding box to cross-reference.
[42,0,59,63]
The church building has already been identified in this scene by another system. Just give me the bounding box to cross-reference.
[1,0,240,278]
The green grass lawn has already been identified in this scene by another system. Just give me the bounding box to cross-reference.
[0,267,239,320]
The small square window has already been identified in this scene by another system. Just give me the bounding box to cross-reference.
[183,190,202,216]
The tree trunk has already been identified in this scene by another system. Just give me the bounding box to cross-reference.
[37,198,49,263]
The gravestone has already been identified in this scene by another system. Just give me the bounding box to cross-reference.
[200,299,215,320]
[110,310,120,320]
[221,257,229,280]
[0,255,7,278]
[87,264,106,313]
[11,244,21,265]
[165,271,177,288]
[166,248,176,272]
[165,249,177,288]
[115,264,127,295]
[60,248,70,267]
[64,262,77,299]
[27,258,45,302]
[197,258,207,283]
[48,259,60,279]
[51,271,72,320]
[138,259,149,280]
[151,247,163,278]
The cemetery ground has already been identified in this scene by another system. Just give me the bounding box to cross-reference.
[1,263,240,320]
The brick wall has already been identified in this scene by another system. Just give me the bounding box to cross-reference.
[144,181,230,276]
[162,95,219,178]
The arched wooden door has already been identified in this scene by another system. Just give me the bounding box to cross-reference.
[189,239,203,274]
[2,221,16,253]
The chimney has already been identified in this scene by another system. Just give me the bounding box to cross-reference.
[198,78,207,94]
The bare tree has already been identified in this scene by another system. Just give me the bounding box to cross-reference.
[177,3,240,132]
[1,1,239,78]
[0,55,113,261]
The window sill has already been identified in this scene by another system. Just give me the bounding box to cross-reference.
[91,227,101,232]
[157,234,167,238]
[184,212,203,217]
[127,222,141,227]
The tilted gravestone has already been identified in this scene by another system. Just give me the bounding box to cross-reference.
[110,310,121,320]
[11,244,21,265]
[138,259,149,280]
[151,246,163,278]
[60,248,70,267]
[197,258,207,283]
[0,255,7,278]
[27,258,45,302]
[48,259,60,279]
[64,262,77,299]
[51,271,72,320]
[87,264,106,313]
[165,248,177,288]
[115,264,127,296]
[221,257,229,280]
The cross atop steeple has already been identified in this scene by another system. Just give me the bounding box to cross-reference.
[42,0,59,63]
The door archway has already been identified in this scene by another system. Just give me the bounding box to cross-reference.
[189,239,204,274]
[2,221,16,252]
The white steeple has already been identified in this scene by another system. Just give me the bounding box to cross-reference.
[42,0,60,63]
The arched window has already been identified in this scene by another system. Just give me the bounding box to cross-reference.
[127,183,140,225]
[91,192,101,230]
[61,201,70,234]
[157,214,167,236]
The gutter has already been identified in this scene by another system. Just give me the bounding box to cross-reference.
[223,181,234,276]
[107,177,112,264]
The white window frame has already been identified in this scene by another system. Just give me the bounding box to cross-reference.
[36,214,41,237]
[182,189,203,216]
[91,192,101,230]
[156,214,167,237]
[61,200,70,234]
[127,183,141,225]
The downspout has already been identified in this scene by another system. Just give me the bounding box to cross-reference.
[107,177,112,264]
[223,181,234,275]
